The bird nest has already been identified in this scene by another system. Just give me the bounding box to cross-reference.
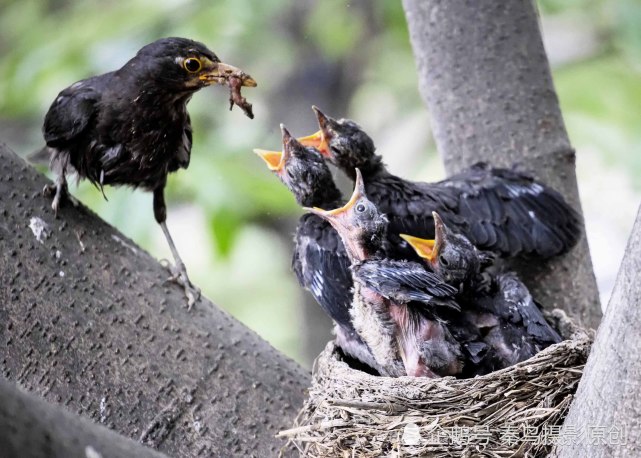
[278,309,591,457]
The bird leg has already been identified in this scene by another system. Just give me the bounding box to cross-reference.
[43,170,77,216]
[159,222,201,309]
[153,186,200,309]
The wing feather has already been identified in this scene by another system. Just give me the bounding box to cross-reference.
[293,214,355,331]
[354,260,459,311]
[43,78,102,146]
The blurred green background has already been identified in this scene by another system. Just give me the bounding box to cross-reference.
[1,0,639,368]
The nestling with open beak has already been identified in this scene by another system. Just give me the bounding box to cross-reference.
[298,106,582,260]
[306,170,480,378]
[402,212,562,372]
[36,37,256,308]
[254,126,379,372]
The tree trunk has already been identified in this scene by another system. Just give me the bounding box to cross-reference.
[0,144,308,457]
[0,378,167,458]
[552,205,641,457]
[402,0,601,329]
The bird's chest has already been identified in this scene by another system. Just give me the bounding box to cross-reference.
[350,284,405,377]
[93,102,192,188]
[115,102,188,156]
[388,304,434,376]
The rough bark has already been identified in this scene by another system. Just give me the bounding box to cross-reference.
[0,144,308,457]
[553,205,641,457]
[402,0,601,329]
[0,377,168,458]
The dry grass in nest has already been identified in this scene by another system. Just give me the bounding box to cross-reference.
[279,309,591,457]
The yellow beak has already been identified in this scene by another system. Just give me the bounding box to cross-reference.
[400,234,437,261]
[200,62,257,87]
[253,149,283,171]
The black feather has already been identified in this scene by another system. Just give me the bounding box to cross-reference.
[353,259,460,311]
[293,214,355,330]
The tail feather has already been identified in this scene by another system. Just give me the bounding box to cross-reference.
[27,146,51,165]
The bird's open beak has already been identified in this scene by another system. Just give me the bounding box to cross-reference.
[400,212,446,262]
[297,129,325,150]
[305,170,368,259]
[200,62,257,87]
[304,169,365,223]
[432,211,445,252]
[253,149,283,171]
[400,234,436,262]
[253,124,297,172]
[297,106,332,157]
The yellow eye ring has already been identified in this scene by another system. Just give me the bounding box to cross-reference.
[183,57,202,73]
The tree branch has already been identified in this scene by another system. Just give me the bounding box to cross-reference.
[553,204,641,457]
[0,143,308,457]
[0,377,167,458]
[402,0,601,328]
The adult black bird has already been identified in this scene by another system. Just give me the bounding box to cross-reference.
[401,212,562,372]
[298,107,582,261]
[306,170,484,378]
[254,126,379,372]
[39,37,256,307]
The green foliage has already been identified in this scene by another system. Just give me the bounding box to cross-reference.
[554,55,641,185]
[208,208,243,257]
[305,0,365,59]
[614,0,641,64]
[538,0,603,15]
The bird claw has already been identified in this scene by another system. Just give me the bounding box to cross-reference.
[43,182,78,216]
[161,260,201,310]
[42,183,55,197]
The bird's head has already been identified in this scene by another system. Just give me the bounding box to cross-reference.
[127,37,256,93]
[401,212,479,287]
[254,125,342,207]
[305,169,387,262]
[298,106,376,176]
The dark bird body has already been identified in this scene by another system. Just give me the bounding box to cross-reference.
[256,130,485,375]
[40,37,256,307]
[403,212,562,374]
[472,272,561,370]
[45,70,193,192]
[255,129,378,371]
[306,170,484,378]
[352,259,491,377]
[299,107,582,261]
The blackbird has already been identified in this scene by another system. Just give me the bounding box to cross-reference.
[254,126,379,372]
[402,212,562,373]
[39,37,256,307]
[306,170,484,378]
[298,107,582,261]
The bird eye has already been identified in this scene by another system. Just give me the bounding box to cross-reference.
[183,58,202,73]
[439,255,449,266]
[355,203,366,213]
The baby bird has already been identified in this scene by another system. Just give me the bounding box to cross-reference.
[402,212,562,372]
[39,37,256,307]
[254,126,378,372]
[299,107,582,261]
[306,170,474,378]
